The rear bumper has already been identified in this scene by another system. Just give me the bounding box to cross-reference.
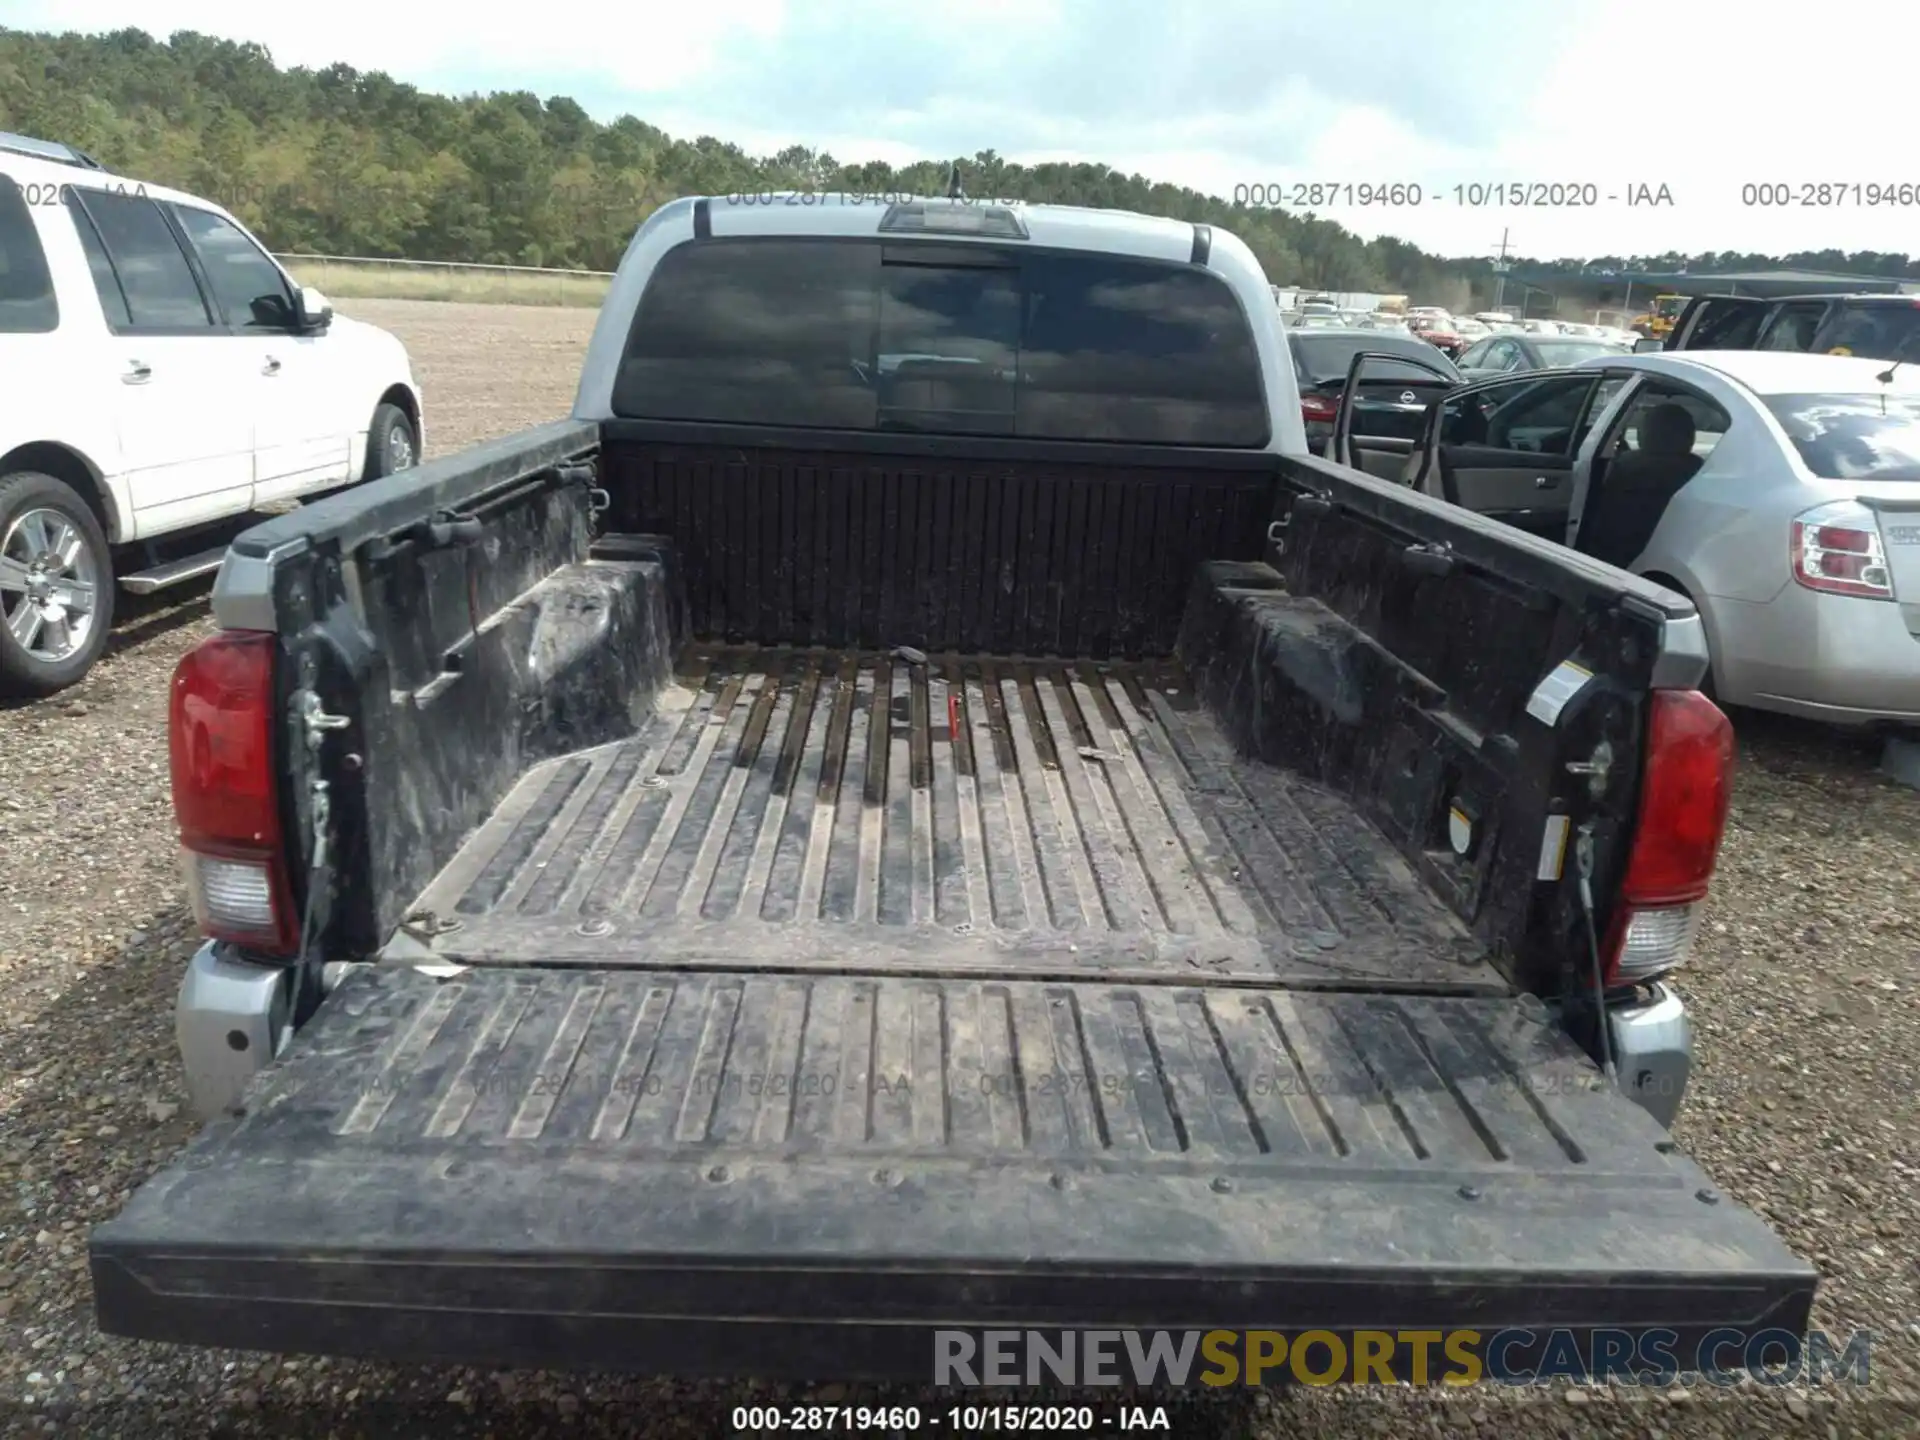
[175,942,290,1121]
[1711,588,1920,725]
[1608,983,1692,1130]
[107,964,1813,1379]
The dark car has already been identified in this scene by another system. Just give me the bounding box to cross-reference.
[1455,333,1631,380]
[1667,292,1920,363]
[1288,328,1461,474]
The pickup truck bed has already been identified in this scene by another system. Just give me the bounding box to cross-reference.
[405,644,1493,990]
[92,426,1816,1375]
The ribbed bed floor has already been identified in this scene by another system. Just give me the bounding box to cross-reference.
[403,646,1494,990]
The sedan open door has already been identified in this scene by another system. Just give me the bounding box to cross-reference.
[1328,349,1461,480]
[1399,371,1621,541]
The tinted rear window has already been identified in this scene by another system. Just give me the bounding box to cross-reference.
[70,189,213,330]
[0,175,58,333]
[1764,393,1920,481]
[1811,304,1920,363]
[613,238,1269,446]
[1289,333,1459,385]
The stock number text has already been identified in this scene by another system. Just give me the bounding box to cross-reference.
[1742,182,1920,207]
[1236,181,1421,208]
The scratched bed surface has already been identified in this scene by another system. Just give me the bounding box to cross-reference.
[402,647,1494,991]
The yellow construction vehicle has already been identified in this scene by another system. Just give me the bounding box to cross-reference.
[1632,294,1689,340]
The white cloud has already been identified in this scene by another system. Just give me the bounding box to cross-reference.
[14,0,1920,260]
[5,0,789,93]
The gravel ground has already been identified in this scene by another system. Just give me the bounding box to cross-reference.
[3,297,1917,1438]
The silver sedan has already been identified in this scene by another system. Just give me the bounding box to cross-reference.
[1378,350,1920,727]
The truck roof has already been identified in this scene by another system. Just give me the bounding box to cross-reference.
[689,192,1212,268]
[1693,291,1920,305]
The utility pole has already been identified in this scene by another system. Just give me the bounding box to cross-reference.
[1490,227,1512,314]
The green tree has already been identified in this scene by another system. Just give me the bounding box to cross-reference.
[3,24,1911,288]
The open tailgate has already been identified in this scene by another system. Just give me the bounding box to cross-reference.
[92,966,1814,1377]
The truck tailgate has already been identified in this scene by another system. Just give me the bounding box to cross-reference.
[92,965,1814,1376]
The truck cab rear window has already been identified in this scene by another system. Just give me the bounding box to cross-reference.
[612,238,1269,446]
[1764,393,1920,481]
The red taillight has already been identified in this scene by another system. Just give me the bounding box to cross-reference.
[1790,501,1895,600]
[1301,392,1339,423]
[169,630,299,955]
[1602,689,1735,984]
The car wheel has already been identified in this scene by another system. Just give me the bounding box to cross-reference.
[0,471,115,699]
[364,402,418,480]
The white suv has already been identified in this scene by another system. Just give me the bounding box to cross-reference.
[0,132,423,696]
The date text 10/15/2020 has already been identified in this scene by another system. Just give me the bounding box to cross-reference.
[1231,181,1675,209]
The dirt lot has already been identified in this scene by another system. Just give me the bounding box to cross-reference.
[2,297,1917,1438]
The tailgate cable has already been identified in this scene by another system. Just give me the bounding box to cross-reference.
[1573,823,1620,1089]
[293,691,351,965]
[296,779,332,963]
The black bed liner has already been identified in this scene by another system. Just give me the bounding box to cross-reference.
[92,962,1814,1374]
[98,454,1818,1374]
[400,646,1493,991]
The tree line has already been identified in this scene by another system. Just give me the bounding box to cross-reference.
[4,26,1917,306]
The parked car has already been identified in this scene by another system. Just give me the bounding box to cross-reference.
[1287,326,1461,476]
[1634,337,1667,353]
[1456,332,1633,380]
[1338,348,1920,727]
[1666,292,1920,364]
[0,132,422,696]
[88,194,1810,1377]
[1407,313,1465,357]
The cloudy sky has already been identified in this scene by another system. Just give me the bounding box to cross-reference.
[11,0,1919,261]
